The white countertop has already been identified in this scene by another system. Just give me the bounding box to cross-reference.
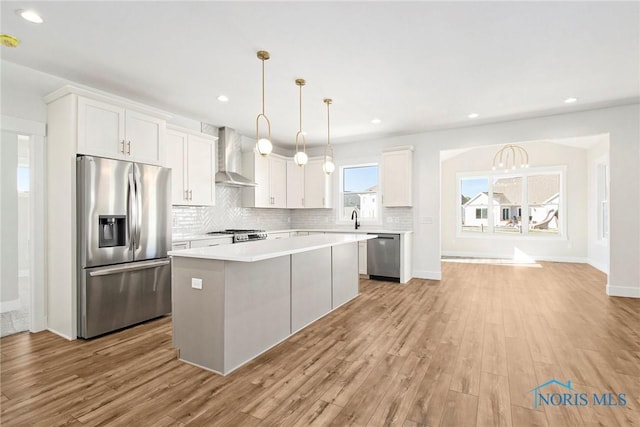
[173,228,411,243]
[272,228,413,235]
[169,233,376,262]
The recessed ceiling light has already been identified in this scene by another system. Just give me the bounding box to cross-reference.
[468,113,479,119]
[564,97,577,104]
[217,95,229,102]
[16,9,43,24]
[371,118,382,125]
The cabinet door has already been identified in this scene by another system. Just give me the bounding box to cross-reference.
[125,110,165,165]
[190,237,233,248]
[270,156,287,208]
[77,97,125,158]
[382,150,413,206]
[254,153,271,207]
[166,130,188,205]
[187,135,216,206]
[304,159,331,208]
[286,160,305,208]
[358,241,367,275]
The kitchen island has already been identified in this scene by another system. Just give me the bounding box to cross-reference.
[168,233,376,375]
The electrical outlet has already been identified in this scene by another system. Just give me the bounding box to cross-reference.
[287,217,291,223]
[191,278,203,290]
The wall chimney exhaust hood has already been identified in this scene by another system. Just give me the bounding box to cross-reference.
[215,127,257,187]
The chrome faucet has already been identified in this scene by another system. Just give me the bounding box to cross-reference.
[351,209,360,229]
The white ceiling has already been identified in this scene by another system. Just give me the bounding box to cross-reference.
[2,1,639,147]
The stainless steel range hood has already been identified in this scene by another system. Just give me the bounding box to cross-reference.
[215,127,257,187]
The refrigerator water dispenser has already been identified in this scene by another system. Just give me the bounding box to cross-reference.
[98,215,126,247]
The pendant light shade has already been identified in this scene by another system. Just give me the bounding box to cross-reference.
[255,50,272,157]
[322,98,335,175]
[294,78,308,166]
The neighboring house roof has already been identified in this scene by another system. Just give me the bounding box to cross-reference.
[494,174,559,205]
[463,175,559,208]
[463,191,512,207]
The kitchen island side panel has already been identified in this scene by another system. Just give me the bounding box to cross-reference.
[224,256,291,373]
[291,248,333,333]
[332,242,359,308]
[171,257,225,373]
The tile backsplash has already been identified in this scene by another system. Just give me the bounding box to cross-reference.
[172,186,413,236]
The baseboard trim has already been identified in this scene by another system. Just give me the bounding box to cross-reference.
[441,251,589,264]
[47,327,75,341]
[606,284,640,298]
[412,270,442,281]
[587,259,609,274]
[0,299,21,313]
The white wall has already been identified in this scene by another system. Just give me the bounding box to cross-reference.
[440,141,588,262]
[587,138,610,273]
[0,131,20,309]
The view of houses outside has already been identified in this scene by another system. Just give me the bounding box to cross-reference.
[460,173,560,235]
[342,165,378,220]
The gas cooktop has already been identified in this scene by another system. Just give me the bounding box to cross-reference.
[206,229,267,243]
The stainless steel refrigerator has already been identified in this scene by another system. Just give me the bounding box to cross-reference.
[77,155,172,338]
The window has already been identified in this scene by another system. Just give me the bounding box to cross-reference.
[460,177,489,233]
[339,164,379,221]
[457,167,564,237]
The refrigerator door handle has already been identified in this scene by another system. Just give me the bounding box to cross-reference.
[134,169,143,250]
[128,172,137,250]
[89,259,171,277]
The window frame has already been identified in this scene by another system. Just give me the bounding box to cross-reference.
[337,162,382,225]
[456,166,567,240]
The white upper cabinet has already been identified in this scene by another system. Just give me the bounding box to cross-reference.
[77,95,166,165]
[269,156,287,208]
[166,127,216,206]
[243,151,287,208]
[286,160,305,208]
[304,158,332,208]
[382,147,413,207]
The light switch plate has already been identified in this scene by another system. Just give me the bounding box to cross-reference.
[191,278,203,290]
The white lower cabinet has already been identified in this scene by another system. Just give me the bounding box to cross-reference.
[190,238,233,248]
[358,241,367,275]
[172,242,190,250]
[267,232,291,240]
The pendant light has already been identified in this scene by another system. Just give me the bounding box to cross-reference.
[293,78,308,166]
[255,50,273,157]
[491,144,529,172]
[322,98,335,175]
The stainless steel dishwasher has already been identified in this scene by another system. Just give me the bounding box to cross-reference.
[367,233,400,282]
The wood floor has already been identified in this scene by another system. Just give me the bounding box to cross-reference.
[2,261,639,426]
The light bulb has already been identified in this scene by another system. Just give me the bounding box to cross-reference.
[294,151,308,166]
[499,162,504,167]
[257,138,272,156]
[492,166,497,171]
[323,160,335,174]
[511,165,516,170]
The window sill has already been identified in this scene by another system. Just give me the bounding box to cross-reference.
[455,231,567,241]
